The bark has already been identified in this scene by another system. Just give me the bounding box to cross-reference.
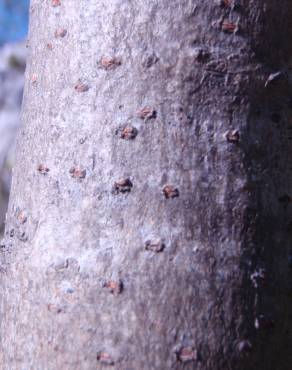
[1,0,292,369]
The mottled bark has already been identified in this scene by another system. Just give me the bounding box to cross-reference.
[1,0,292,369]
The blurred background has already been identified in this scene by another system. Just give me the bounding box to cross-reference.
[0,0,29,231]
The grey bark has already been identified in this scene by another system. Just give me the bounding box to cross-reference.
[1,0,292,369]
[0,42,26,232]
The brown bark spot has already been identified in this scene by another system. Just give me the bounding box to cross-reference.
[118,126,138,140]
[222,21,237,34]
[74,81,89,93]
[103,280,123,295]
[47,304,62,314]
[224,129,240,144]
[100,57,121,70]
[145,239,165,253]
[113,178,133,194]
[31,74,38,84]
[137,107,157,121]
[163,185,179,199]
[16,210,27,224]
[69,167,86,179]
[38,164,50,174]
[176,347,197,363]
[54,28,67,38]
[97,352,114,365]
[51,0,61,6]
[47,43,53,50]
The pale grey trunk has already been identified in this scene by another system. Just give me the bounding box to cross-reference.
[1,1,292,369]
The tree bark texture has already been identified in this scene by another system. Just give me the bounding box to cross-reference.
[1,1,292,369]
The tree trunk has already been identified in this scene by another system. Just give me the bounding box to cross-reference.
[1,0,292,369]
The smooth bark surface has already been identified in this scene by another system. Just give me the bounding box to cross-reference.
[1,1,292,369]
